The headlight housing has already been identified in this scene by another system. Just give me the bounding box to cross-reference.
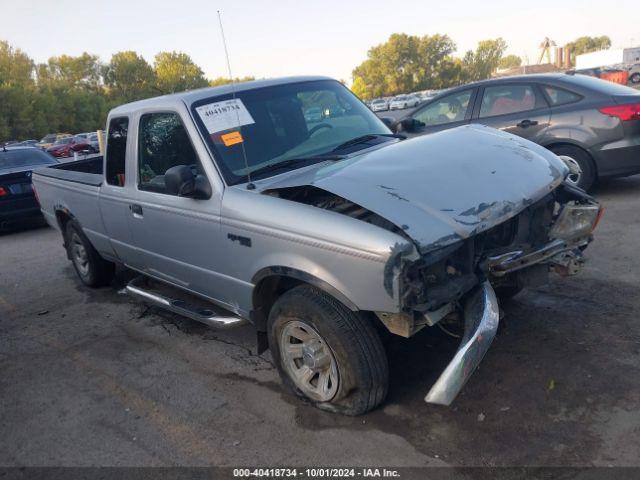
[549,203,602,241]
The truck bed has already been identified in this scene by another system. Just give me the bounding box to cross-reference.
[32,155,114,258]
[33,155,103,186]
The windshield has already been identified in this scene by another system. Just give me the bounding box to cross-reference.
[191,79,391,185]
[54,137,73,145]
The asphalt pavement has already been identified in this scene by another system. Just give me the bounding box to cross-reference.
[1,177,639,467]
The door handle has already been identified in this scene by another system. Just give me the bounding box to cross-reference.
[130,204,143,216]
[516,119,538,128]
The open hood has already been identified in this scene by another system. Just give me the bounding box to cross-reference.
[260,125,568,252]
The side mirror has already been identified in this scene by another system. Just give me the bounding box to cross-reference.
[379,116,395,129]
[396,118,424,133]
[164,165,211,199]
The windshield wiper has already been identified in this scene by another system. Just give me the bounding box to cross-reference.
[248,154,346,180]
[331,133,404,153]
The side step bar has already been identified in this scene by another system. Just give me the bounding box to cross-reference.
[125,276,246,329]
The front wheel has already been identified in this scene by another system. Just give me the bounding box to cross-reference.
[268,285,388,415]
[549,145,596,191]
[65,220,114,287]
[630,72,640,84]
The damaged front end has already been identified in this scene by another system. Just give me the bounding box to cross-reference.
[379,182,602,405]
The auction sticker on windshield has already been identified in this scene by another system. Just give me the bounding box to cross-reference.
[195,99,255,134]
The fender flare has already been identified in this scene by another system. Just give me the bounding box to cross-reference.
[251,266,359,314]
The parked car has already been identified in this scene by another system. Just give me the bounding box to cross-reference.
[392,73,640,190]
[46,136,96,158]
[627,63,640,84]
[390,94,421,110]
[0,146,58,229]
[86,132,101,152]
[15,140,39,147]
[36,133,72,150]
[370,98,390,112]
[32,76,601,415]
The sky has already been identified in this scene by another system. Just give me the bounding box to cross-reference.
[2,0,638,84]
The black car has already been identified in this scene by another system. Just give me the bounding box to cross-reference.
[392,73,640,190]
[0,146,58,229]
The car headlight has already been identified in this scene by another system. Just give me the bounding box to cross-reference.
[549,203,602,240]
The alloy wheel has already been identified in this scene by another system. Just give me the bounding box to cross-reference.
[279,320,339,402]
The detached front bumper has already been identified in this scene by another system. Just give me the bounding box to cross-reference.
[425,281,500,405]
[424,201,601,406]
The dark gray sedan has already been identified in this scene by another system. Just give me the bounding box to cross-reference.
[392,73,640,190]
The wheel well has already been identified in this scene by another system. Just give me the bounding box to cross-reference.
[545,142,598,175]
[252,275,304,332]
[55,209,72,231]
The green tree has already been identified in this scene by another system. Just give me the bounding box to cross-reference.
[461,38,508,81]
[352,33,458,99]
[208,76,255,87]
[565,35,611,65]
[0,41,36,140]
[40,53,102,90]
[154,51,208,94]
[103,51,155,103]
[0,40,34,85]
[498,54,522,70]
[350,76,367,99]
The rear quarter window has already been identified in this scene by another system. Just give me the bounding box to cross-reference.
[105,117,129,186]
[543,85,582,106]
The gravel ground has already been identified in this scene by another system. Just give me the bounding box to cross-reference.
[0,176,639,467]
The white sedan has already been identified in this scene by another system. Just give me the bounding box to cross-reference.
[389,94,420,110]
[370,99,389,112]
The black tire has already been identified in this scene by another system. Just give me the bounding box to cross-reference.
[64,219,114,287]
[548,145,596,191]
[268,285,388,415]
[630,72,640,84]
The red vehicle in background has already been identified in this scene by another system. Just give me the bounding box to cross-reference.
[46,136,97,158]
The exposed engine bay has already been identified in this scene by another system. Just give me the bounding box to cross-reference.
[266,181,601,339]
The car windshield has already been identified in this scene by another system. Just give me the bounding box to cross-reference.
[54,137,73,145]
[0,148,57,170]
[395,96,406,101]
[191,79,391,184]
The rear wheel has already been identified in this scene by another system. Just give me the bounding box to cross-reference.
[549,145,596,191]
[268,285,388,415]
[630,72,640,84]
[65,219,114,287]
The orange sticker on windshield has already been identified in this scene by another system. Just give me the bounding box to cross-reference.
[221,131,243,147]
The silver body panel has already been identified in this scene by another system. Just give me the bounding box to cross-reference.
[33,84,569,319]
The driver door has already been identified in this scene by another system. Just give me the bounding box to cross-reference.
[404,88,478,138]
[127,109,230,304]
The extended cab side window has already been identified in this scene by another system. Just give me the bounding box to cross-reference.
[105,117,129,186]
[137,112,203,194]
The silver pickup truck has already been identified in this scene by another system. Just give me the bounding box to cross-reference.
[32,76,602,415]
